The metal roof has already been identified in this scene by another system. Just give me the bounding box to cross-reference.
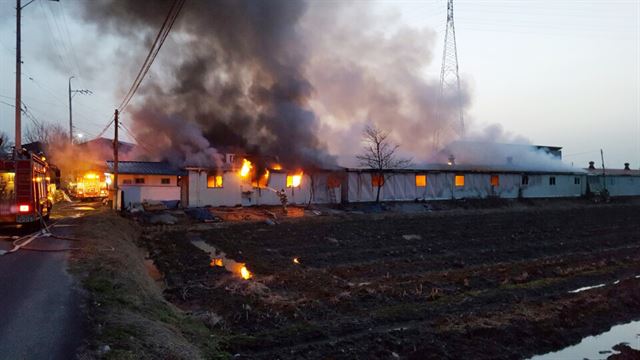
[344,164,586,175]
[585,168,640,176]
[106,161,186,176]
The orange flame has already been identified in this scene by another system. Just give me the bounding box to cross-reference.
[240,159,252,177]
[210,258,224,267]
[272,163,282,170]
[293,257,300,264]
[240,265,252,280]
[292,174,302,187]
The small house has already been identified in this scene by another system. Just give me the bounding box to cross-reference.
[105,161,185,207]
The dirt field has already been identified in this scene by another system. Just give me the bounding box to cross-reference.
[141,201,640,359]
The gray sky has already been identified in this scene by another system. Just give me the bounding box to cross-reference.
[0,0,638,169]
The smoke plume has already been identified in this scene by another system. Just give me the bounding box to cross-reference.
[79,0,471,168]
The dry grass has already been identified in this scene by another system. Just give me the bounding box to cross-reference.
[70,209,226,359]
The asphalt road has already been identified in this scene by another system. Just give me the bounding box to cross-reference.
[0,202,97,360]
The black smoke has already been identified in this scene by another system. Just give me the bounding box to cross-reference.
[81,0,335,168]
[79,0,472,168]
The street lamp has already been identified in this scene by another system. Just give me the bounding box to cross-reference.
[68,76,92,144]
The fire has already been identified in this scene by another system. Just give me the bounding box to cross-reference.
[292,175,301,187]
[239,265,252,280]
[272,163,282,170]
[286,172,303,188]
[293,257,300,264]
[210,258,223,267]
[240,159,252,177]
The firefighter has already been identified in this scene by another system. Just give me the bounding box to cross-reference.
[278,188,288,214]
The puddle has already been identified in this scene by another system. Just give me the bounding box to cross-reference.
[191,240,251,279]
[568,274,640,294]
[529,320,640,360]
[73,206,96,211]
[569,284,606,293]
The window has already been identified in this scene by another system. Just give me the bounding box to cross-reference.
[371,174,385,187]
[574,177,580,185]
[123,179,132,185]
[455,175,464,187]
[161,178,170,185]
[490,175,499,186]
[134,178,145,184]
[207,174,223,188]
[522,175,529,185]
[287,174,302,188]
[415,174,427,187]
[549,176,556,186]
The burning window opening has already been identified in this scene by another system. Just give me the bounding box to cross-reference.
[416,174,427,187]
[455,175,465,187]
[286,173,303,188]
[490,175,499,187]
[240,159,253,178]
[207,174,223,188]
[252,169,270,188]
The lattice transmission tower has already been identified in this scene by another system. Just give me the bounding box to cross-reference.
[438,0,464,139]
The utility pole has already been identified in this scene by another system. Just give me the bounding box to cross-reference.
[113,109,119,210]
[600,149,607,191]
[15,0,22,154]
[68,76,92,143]
[15,0,59,154]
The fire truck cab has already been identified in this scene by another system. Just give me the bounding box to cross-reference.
[0,152,52,224]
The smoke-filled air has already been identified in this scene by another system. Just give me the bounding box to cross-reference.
[78,0,471,168]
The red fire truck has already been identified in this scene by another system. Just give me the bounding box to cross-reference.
[0,152,52,225]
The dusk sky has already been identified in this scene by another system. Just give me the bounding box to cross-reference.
[0,0,638,169]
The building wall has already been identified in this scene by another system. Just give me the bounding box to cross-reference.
[187,170,341,207]
[188,170,243,207]
[117,174,178,186]
[344,171,590,202]
[118,174,181,206]
[121,186,181,206]
[587,175,640,196]
[519,174,584,198]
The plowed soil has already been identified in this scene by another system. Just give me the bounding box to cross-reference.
[142,201,640,359]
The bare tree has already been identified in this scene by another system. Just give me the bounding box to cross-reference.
[25,121,68,146]
[356,126,411,203]
[0,132,12,155]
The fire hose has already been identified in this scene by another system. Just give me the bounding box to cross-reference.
[0,210,83,255]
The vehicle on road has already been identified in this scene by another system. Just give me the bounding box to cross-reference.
[0,152,52,224]
[71,171,108,201]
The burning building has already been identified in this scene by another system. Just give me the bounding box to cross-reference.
[183,156,340,207]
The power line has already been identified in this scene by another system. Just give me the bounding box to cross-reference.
[94,0,186,140]
[118,122,155,154]
[117,0,186,113]
[56,2,83,79]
